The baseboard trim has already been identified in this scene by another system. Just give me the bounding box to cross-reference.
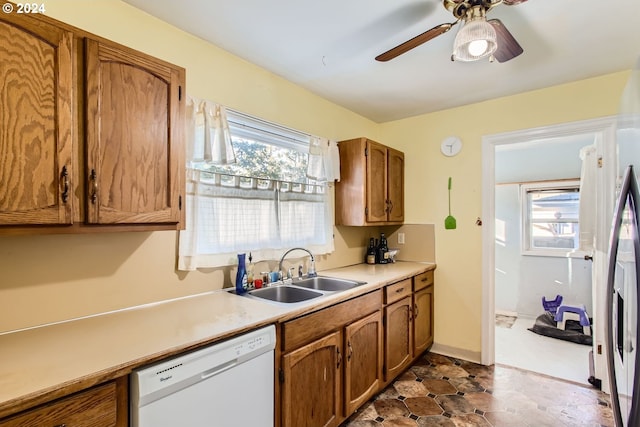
[430,343,483,365]
[495,309,518,317]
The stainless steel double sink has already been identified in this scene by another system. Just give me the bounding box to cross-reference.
[244,276,367,304]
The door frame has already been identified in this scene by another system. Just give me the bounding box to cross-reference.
[481,116,617,391]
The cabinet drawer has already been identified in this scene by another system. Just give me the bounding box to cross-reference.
[413,270,434,291]
[282,290,382,353]
[0,382,118,427]
[385,279,411,304]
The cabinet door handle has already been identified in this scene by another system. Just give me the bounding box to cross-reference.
[347,341,353,362]
[414,303,419,318]
[388,200,393,213]
[336,347,342,369]
[89,169,98,204]
[60,166,70,203]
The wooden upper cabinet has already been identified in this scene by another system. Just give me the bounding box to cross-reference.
[85,38,185,225]
[387,147,405,222]
[0,11,185,233]
[365,141,388,222]
[0,14,74,225]
[336,137,404,226]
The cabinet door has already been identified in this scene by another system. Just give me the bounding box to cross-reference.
[85,38,184,225]
[282,331,342,427]
[0,14,73,225]
[387,148,404,222]
[384,296,413,380]
[0,382,118,427]
[413,286,434,356]
[365,140,388,223]
[344,310,383,415]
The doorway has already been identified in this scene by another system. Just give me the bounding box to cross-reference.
[480,117,618,391]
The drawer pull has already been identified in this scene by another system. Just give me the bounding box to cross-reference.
[54,424,66,427]
[395,288,405,293]
[421,277,429,282]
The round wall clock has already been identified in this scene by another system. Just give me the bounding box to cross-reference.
[440,136,462,157]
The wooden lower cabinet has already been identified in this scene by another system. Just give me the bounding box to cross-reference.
[275,271,435,427]
[344,310,383,415]
[281,331,342,427]
[0,380,127,427]
[384,296,413,380]
[413,285,434,356]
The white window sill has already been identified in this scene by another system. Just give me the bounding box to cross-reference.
[521,249,592,259]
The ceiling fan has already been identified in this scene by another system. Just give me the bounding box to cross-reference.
[375,0,526,63]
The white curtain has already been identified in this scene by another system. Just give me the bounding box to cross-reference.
[307,136,340,182]
[186,97,236,165]
[579,144,597,251]
[178,172,333,270]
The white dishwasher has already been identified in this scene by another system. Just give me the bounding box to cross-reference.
[130,325,275,427]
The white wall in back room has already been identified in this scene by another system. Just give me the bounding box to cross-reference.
[494,134,595,318]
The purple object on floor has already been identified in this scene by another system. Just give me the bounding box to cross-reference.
[555,304,591,327]
[542,295,563,314]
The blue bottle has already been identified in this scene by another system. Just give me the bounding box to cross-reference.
[235,253,247,294]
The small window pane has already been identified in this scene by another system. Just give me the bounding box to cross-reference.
[522,184,581,254]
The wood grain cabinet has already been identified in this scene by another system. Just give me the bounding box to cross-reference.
[0,11,185,232]
[85,38,185,225]
[344,310,383,415]
[0,13,74,225]
[0,380,127,427]
[335,137,404,226]
[281,332,342,427]
[413,271,435,356]
[279,291,382,427]
[384,279,414,380]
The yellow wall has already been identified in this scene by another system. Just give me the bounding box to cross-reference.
[0,0,631,360]
[379,71,630,355]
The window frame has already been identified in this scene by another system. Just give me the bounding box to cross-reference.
[520,180,585,258]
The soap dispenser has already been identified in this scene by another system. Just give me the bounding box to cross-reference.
[235,253,248,294]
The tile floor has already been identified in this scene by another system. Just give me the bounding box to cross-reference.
[340,352,613,427]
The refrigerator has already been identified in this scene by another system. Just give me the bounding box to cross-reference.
[607,57,640,427]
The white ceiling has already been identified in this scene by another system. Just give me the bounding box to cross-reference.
[123,0,640,123]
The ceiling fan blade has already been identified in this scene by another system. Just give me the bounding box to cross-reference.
[375,22,455,62]
[502,0,528,4]
[489,19,523,63]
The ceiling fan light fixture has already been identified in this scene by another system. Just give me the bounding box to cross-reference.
[452,13,497,61]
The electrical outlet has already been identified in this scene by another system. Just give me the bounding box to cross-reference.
[398,232,405,245]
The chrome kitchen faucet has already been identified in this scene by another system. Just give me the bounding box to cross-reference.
[278,247,317,279]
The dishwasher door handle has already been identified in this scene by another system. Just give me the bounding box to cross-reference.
[201,359,238,380]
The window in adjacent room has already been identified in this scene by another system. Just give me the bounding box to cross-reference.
[521,180,580,256]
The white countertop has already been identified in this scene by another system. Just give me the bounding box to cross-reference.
[0,261,434,417]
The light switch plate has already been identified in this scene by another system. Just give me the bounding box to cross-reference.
[398,233,405,245]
